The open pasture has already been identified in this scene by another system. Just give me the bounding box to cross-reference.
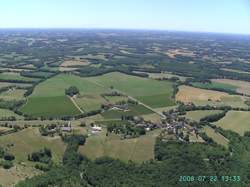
[0,128,66,163]
[20,96,81,117]
[79,129,160,163]
[0,88,26,101]
[0,108,23,120]
[191,82,237,92]
[176,85,248,108]
[185,110,222,121]
[102,104,153,119]
[214,111,250,136]
[213,79,250,95]
[88,72,175,108]
[21,72,174,117]
[0,72,38,82]
[203,126,229,147]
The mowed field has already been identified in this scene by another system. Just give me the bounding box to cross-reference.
[185,110,222,121]
[0,108,24,119]
[213,79,250,95]
[0,89,26,101]
[87,72,175,108]
[176,85,248,108]
[0,72,39,82]
[20,72,175,117]
[191,82,237,92]
[0,128,66,163]
[203,126,229,148]
[214,111,250,136]
[79,129,160,163]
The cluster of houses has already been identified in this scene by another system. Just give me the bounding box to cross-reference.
[161,111,199,142]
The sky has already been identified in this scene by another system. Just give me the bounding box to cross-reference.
[0,0,250,34]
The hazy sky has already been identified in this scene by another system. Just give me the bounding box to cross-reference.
[0,0,250,34]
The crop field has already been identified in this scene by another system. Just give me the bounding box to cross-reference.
[214,111,250,135]
[191,82,237,92]
[75,94,106,112]
[88,72,175,108]
[203,126,229,147]
[0,164,40,187]
[147,72,187,81]
[20,96,81,117]
[0,108,24,119]
[0,88,26,101]
[21,72,174,117]
[104,95,128,104]
[102,104,153,119]
[176,86,228,102]
[79,129,160,163]
[185,110,222,121]
[213,79,250,95]
[176,85,248,108]
[60,59,90,67]
[0,72,39,82]
[0,128,66,163]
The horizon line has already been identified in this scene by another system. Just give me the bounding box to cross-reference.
[0,27,249,36]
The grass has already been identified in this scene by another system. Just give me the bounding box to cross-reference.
[191,82,237,92]
[213,79,250,95]
[177,85,248,108]
[185,110,223,121]
[88,72,175,108]
[0,108,24,119]
[20,96,81,117]
[214,111,250,136]
[203,126,229,148]
[0,72,39,82]
[79,129,160,163]
[0,88,26,101]
[75,95,106,112]
[104,95,128,104]
[101,104,153,119]
[0,128,66,163]
[21,72,175,117]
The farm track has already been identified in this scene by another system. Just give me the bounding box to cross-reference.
[69,96,84,114]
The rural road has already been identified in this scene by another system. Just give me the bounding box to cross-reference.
[68,96,84,113]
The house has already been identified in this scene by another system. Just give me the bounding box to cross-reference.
[111,104,129,111]
[91,125,102,134]
[61,126,72,132]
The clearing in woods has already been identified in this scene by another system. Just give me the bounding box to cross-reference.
[79,129,161,163]
[214,111,250,136]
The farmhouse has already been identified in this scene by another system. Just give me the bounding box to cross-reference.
[91,125,102,134]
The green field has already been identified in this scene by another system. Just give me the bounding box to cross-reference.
[20,72,174,117]
[0,108,24,119]
[203,126,229,148]
[102,104,153,119]
[0,72,39,82]
[185,110,223,121]
[0,128,66,163]
[191,82,238,92]
[214,111,250,135]
[20,96,81,117]
[79,129,160,163]
[75,95,106,112]
[88,72,175,108]
[0,89,26,101]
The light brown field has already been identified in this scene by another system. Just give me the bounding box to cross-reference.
[213,79,250,95]
[176,85,228,103]
[0,164,41,187]
[60,59,90,67]
[165,49,195,58]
